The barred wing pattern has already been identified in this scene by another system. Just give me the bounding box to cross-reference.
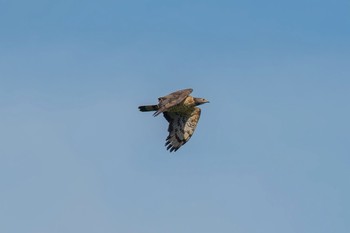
[163,107,201,152]
[153,88,193,116]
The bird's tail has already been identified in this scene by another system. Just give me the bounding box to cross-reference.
[138,105,159,112]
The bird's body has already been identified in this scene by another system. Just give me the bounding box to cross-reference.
[138,88,209,152]
[167,96,195,113]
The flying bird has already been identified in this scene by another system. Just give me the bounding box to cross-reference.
[138,88,209,152]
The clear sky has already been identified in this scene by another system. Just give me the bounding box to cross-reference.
[1,1,349,233]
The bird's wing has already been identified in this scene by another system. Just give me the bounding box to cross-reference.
[153,88,193,116]
[163,107,201,152]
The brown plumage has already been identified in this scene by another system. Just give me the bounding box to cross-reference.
[138,88,209,152]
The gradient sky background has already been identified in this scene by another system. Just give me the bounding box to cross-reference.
[1,1,349,233]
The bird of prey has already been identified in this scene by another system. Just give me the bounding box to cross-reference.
[138,88,209,152]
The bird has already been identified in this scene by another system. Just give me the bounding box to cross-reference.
[138,88,209,152]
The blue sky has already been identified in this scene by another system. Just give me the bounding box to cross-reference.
[1,0,349,232]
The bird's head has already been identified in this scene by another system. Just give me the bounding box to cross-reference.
[194,98,210,106]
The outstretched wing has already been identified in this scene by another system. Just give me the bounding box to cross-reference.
[163,107,201,152]
[153,88,193,116]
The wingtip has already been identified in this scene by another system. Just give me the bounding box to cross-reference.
[153,111,161,117]
[165,143,180,153]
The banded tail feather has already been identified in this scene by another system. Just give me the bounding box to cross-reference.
[138,105,159,112]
